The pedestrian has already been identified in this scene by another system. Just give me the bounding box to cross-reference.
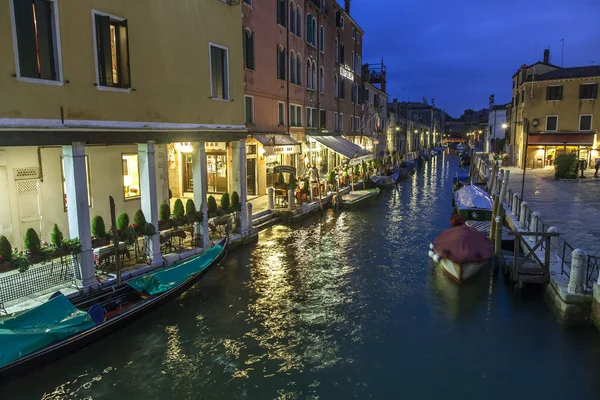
[595,158,600,177]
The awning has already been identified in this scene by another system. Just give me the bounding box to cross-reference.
[308,134,373,160]
[252,134,301,155]
[527,132,596,146]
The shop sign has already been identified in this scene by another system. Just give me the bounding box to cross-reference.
[206,142,227,151]
[340,64,354,81]
[273,145,301,154]
[274,166,297,174]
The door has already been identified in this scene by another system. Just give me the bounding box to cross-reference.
[207,154,228,193]
[15,178,43,244]
[0,167,14,245]
[182,153,194,194]
[247,158,256,196]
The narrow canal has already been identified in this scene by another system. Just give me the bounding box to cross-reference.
[2,153,600,399]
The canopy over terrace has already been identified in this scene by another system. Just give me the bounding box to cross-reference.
[252,134,301,156]
[526,132,598,168]
[308,134,373,162]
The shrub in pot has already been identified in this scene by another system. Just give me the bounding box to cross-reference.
[158,202,172,230]
[173,199,185,219]
[0,235,12,263]
[554,153,578,179]
[91,216,106,239]
[51,224,64,248]
[185,199,196,216]
[277,172,285,187]
[116,213,130,232]
[287,174,297,191]
[220,193,230,213]
[207,195,218,218]
[231,192,241,212]
[133,209,147,234]
[24,228,41,255]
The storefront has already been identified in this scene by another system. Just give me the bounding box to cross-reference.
[306,134,374,175]
[252,134,301,193]
[526,132,597,169]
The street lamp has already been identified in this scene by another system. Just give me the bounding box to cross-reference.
[501,123,508,129]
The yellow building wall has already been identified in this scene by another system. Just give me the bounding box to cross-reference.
[0,0,243,125]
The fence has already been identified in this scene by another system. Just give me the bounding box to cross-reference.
[0,255,79,312]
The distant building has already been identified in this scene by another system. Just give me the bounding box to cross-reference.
[510,49,600,168]
[485,104,509,153]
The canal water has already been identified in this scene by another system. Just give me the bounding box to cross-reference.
[2,153,600,399]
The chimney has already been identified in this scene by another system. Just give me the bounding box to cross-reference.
[393,98,398,103]
[345,0,351,14]
[543,49,550,64]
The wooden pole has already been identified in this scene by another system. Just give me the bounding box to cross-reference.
[490,170,510,242]
[109,196,121,286]
[494,211,504,269]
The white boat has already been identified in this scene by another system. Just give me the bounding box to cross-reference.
[453,185,493,221]
[428,225,493,282]
[456,144,466,151]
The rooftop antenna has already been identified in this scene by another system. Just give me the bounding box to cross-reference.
[559,39,564,67]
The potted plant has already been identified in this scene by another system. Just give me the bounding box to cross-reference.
[91,216,110,248]
[231,192,241,212]
[275,172,285,189]
[172,198,186,228]
[0,235,12,272]
[207,195,218,218]
[11,250,31,273]
[24,228,43,264]
[220,193,231,214]
[159,202,172,231]
[133,209,147,236]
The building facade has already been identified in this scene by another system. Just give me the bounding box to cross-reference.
[485,104,508,153]
[0,0,248,286]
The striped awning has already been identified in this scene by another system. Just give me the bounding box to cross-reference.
[308,135,373,160]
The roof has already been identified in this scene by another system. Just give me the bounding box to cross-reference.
[533,66,600,81]
[512,61,560,78]
[332,1,364,34]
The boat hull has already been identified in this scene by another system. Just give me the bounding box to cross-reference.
[456,208,493,221]
[342,189,380,209]
[439,258,487,282]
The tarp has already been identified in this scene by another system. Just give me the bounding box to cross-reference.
[308,135,372,160]
[433,225,493,264]
[454,185,493,211]
[128,244,223,295]
[0,294,94,368]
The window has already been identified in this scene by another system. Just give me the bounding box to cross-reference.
[277,0,286,26]
[277,45,286,80]
[312,17,317,46]
[335,10,345,29]
[94,11,131,89]
[209,43,229,100]
[319,67,324,93]
[319,25,324,52]
[351,82,357,103]
[306,14,313,45]
[351,51,355,70]
[355,116,360,131]
[580,84,598,100]
[243,0,252,4]
[516,92,519,106]
[355,54,361,72]
[61,155,91,212]
[580,115,593,131]
[352,27,356,39]
[334,112,339,130]
[296,54,302,85]
[290,2,296,34]
[334,74,338,98]
[334,38,339,62]
[12,0,62,82]
[290,104,302,127]
[340,76,345,99]
[306,60,316,90]
[546,85,563,101]
[243,29,255,70]
[245,96,254,124]
[278,101,286,126]
[320,110,326,129]
[521,89,525,105]
[546,116,558,132]
[340,113,344,130]
[340,42,345,64]
[306,107,317,128]
[296,6,302,37]
[122,154,140,200]
[290,51,297,84]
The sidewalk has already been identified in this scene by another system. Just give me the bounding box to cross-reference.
[502,166,600,256]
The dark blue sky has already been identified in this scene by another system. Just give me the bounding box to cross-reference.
[348,0,600,117]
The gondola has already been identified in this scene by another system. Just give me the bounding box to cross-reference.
[0,234,229,382]
[370,172,399,189]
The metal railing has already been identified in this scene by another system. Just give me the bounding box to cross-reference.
[0,255,80,312]
[586,254,600,292]
[561,241,575,278]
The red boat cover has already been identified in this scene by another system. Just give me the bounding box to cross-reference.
[433,225,493,264]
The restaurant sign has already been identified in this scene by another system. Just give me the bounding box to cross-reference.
[273,144,301,154]
[206,142,227,151]
[274,166,297,174]
[340,64,354,81]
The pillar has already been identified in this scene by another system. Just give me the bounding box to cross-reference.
[288,188,295,211]
[548,226,559,264]
[62,143,94,287]
[568,248,587,294]
[512,193,519,217]
[232,139,248,234]
[268,187,274,210]
[138,142,162,265]
[246,202,253,231]
[519,201,528,228]
[192,142,210,249]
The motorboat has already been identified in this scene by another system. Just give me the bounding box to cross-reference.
[453,185,493,221]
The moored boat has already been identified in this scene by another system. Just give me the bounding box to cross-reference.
[428,223,493,282]
[453,184,493,221]
[342,188,381,209]
[0,235,229,381]
[370,172,398,189]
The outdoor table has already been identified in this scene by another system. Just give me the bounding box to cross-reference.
[160,229,187,253]
[93,242,130,272]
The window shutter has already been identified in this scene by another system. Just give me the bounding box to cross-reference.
[558,86,563,100]
[13,0,38,78]
[95,15,113,87]
[546,87,550,101]
[579,84,584,100]
[33,0,56,80]
[119,21,131,88]
[250,33,255,70]
[242,31,247,68]
[593,84,598,99]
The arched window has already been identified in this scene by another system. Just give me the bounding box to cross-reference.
[306,59,313,89]
[296,53,302,85]
[319,26,324,52]
[351,51,355,70]
[340,42,345,64]
[306,14,312,44]
[290,51,297,84]
[311,61,317,90]
[334,74,338,98]
[312,17,316,46]
[243,28,255,70]
[277,0,286,27]
[319,66,324,93]
[277,44,286,80]
[334,38,338,61]
[296,7,302,37]
[290,2,296,35]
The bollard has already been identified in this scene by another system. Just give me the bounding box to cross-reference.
[268,187,274,210]
[512,193,519,216]
[246,202,253,231]
[568,248,587,294]
[288,188,295,211]
[519,201,528,228]
[502,170,510,205]
[530,211,540,233]
[548,226,559,264]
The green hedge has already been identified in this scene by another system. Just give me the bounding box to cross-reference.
[555,153,578,179]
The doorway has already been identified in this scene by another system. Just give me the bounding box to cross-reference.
[247,158,256,196]
[207,153,228,193]
[0,167,13,245]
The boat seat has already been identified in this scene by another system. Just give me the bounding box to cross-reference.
[88,303,106,325]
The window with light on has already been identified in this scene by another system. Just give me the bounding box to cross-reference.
[122,154,140,199]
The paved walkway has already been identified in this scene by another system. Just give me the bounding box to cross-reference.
[502,166,600,256]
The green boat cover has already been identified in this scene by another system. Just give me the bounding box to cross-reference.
[0,294,95,368]
[128,244,223,296]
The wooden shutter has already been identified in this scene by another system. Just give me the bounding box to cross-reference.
[276,47,281,79]
[580,84,585,100]
[13,0,38,78]
[545,87,550,101]
[242,31,247,68]
[594,84,599,99]
[558,86,563,100]
[250,33,255,70]
[95,15,113,87]
[119,20,131,88]
[33,0,56,80]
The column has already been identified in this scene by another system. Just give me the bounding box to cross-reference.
[232,139,248,234]
[62,142,94,287]
[192,142,210,249]
[138,141,161,265]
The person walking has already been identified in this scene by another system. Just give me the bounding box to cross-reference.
[594,158,600,177]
